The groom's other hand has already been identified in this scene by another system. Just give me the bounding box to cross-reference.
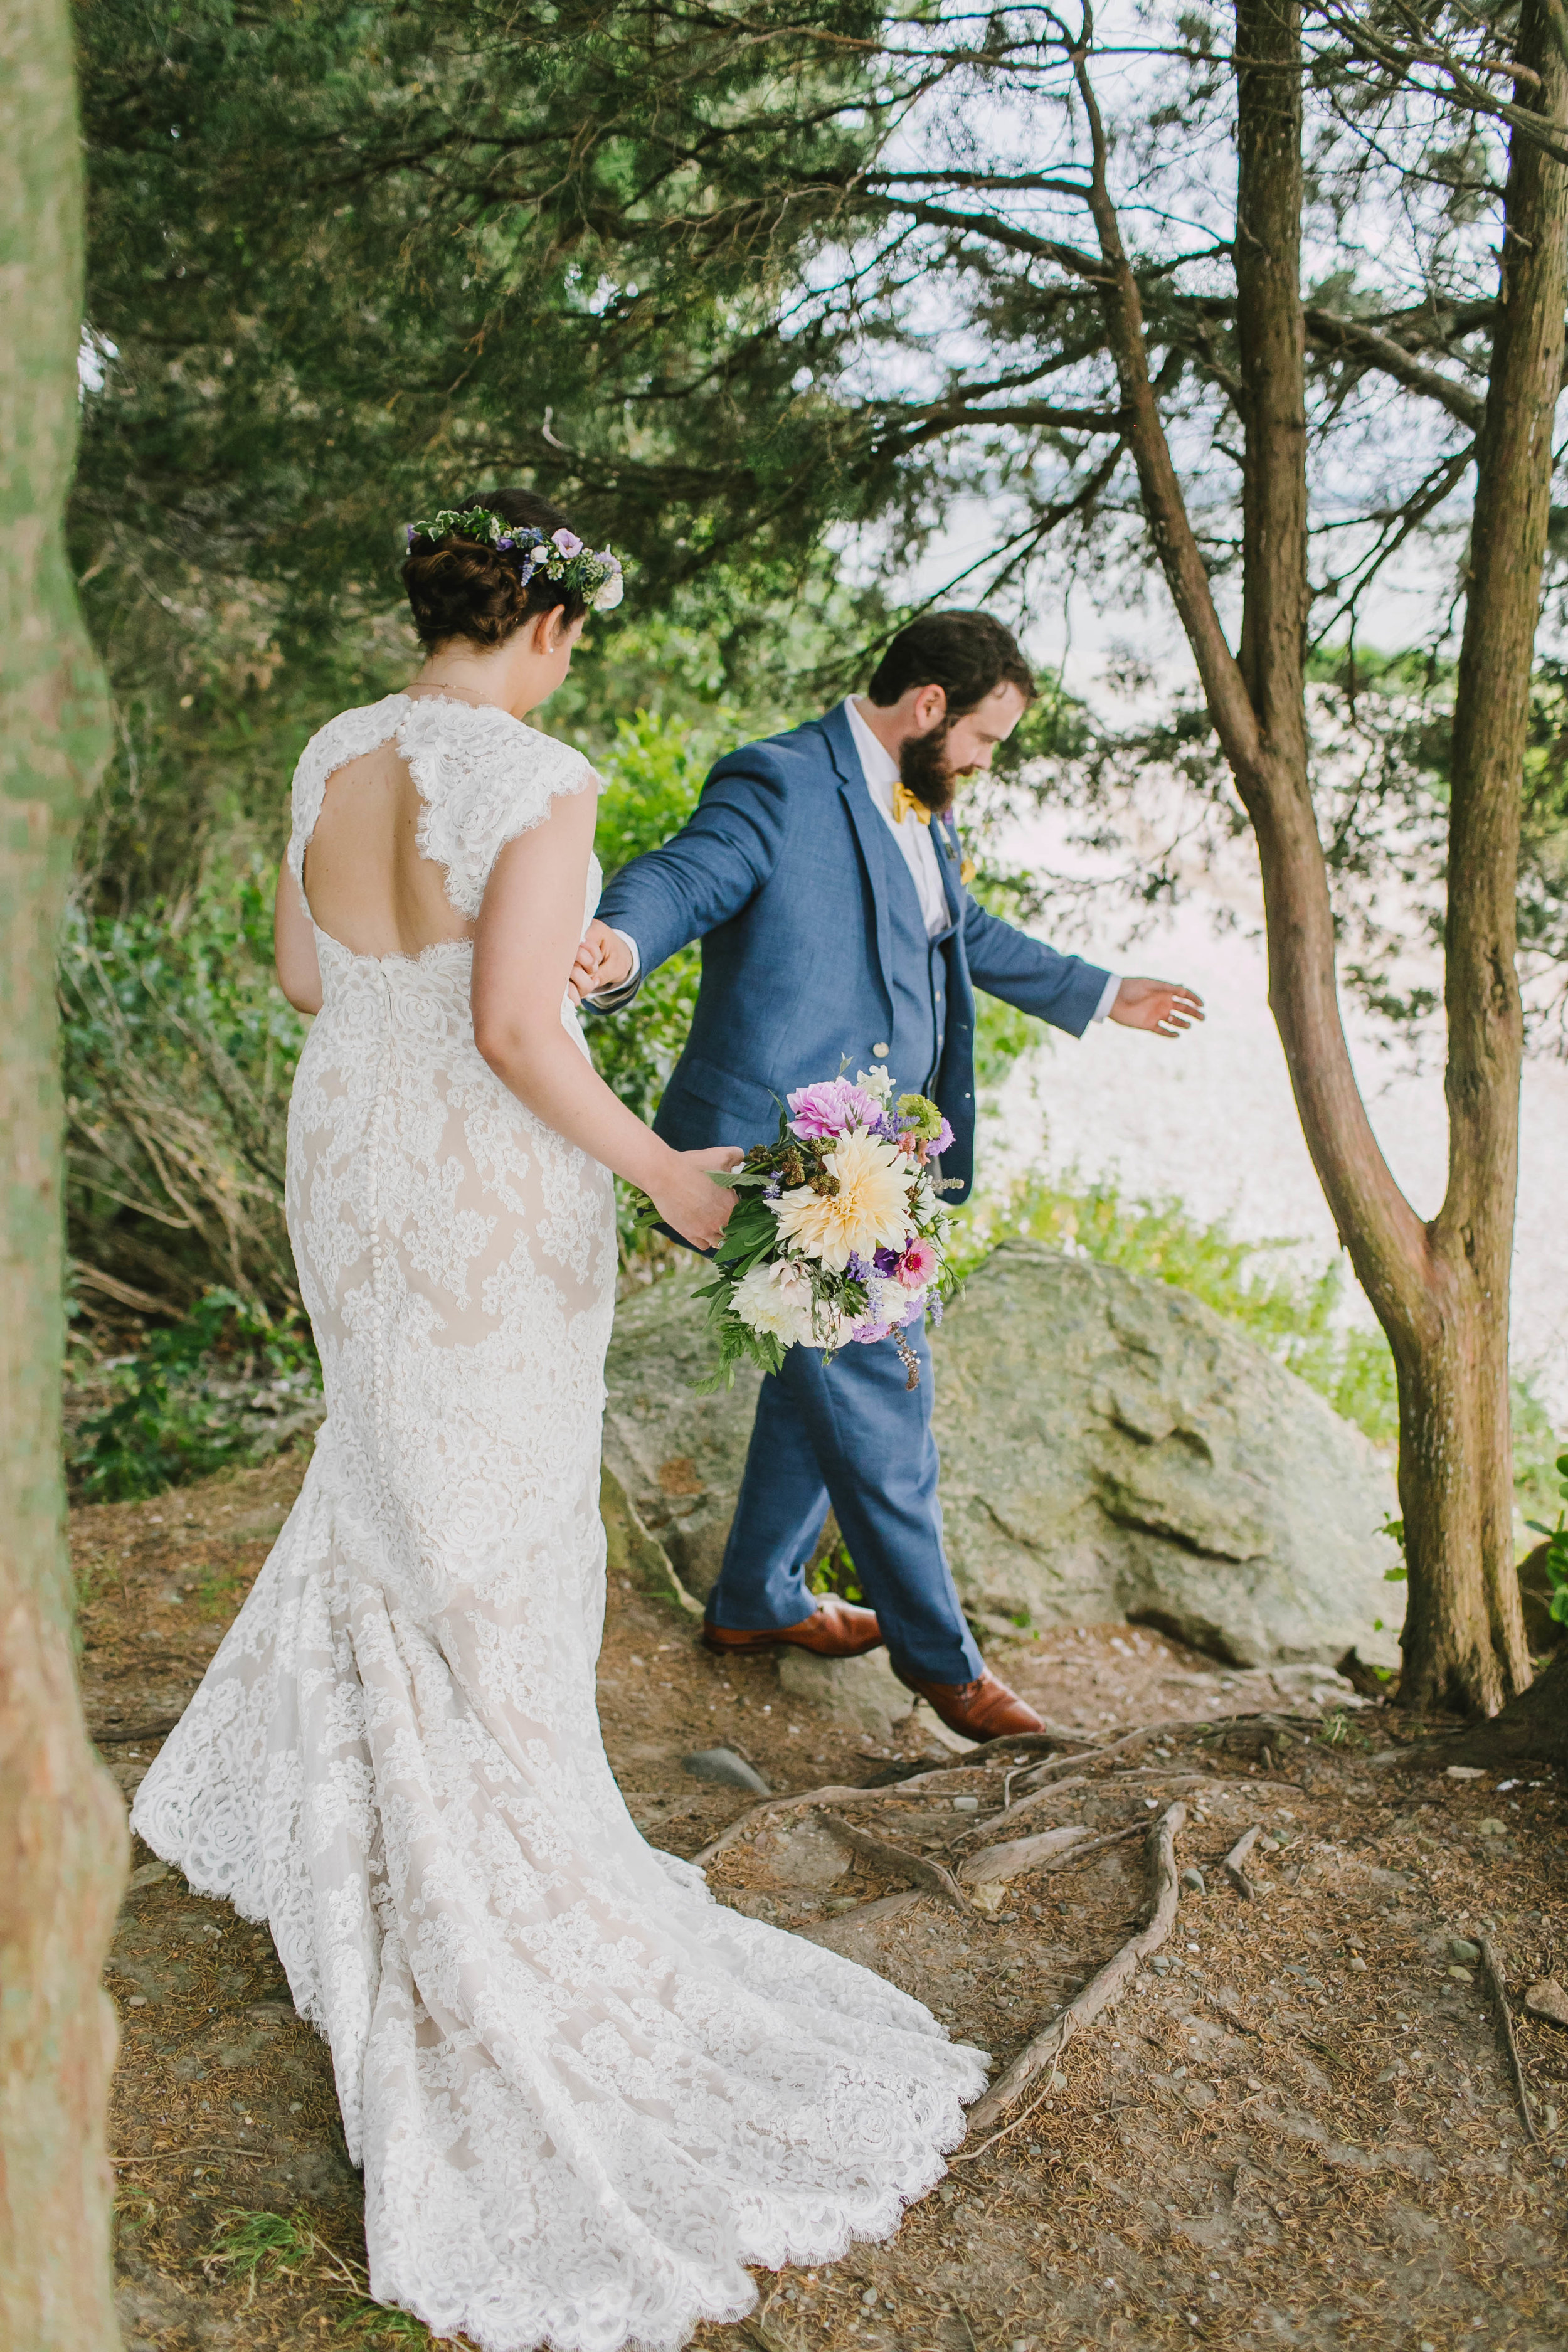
[1108,977,1205,1038]
[568,918,636,1005]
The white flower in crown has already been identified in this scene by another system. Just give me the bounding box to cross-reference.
[406,505,627,614]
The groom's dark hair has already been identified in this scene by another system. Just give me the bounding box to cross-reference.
[866,611,1036,714]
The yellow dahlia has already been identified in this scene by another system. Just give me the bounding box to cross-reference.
[770,1129,913,1273]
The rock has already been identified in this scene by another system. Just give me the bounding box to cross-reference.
[681,1747,771,1794]
[1271,1663,1369,1710]
[1525,1978,1568,2028]
[773,1647,916,1742]
[600,1465,702,1616]
[1447,1966,1474,1983]
[1448,1936,1481,1964]
[1478,1818,1507,1837]
[602,1246,1403,1666]
[769,1820,851,1890]
[1180,1867,1207,1895]
[1445,1764,1486,1781]
[124,1860,170,1896]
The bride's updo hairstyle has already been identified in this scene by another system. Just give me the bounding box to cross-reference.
[402,488,596,650]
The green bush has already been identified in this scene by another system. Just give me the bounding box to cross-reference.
[70,1288,320,1503]
[61,867,305,1312]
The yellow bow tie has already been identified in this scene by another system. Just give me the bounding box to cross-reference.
[891,780,931,827]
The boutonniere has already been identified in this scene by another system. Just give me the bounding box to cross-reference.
[942,826,975,887]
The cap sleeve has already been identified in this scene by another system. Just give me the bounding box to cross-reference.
[396,699,596,919]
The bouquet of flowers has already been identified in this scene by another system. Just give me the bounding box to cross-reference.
[684,1064,961,1391]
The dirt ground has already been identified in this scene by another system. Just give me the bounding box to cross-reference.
[78,1439,1568,2351]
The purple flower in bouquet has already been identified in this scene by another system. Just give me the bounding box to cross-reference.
[929,1116,956,1157]
[872,1245,902,1275]
[845,1251,869,1281]
[787,1078,879,1140]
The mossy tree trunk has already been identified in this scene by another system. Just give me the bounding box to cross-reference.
[0,0,126,2343]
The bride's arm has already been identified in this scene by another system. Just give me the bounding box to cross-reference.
[274,862,323,1014]
[471,784,739,1251]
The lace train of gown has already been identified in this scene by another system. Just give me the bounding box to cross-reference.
[131,693,988,2352]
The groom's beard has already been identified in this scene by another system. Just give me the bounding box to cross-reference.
[898,719,960,814]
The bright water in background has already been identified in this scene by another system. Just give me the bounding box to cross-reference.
[993,812,1568,1428]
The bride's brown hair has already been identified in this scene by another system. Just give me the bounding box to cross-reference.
[402,489,592,649]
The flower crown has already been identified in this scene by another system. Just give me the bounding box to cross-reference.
[405,504,625,613]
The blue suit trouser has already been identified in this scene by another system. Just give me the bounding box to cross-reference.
[706,1316,985,1684]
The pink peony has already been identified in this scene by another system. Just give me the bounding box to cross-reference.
[896,1238,938,1289]
[787,1078,879,1140]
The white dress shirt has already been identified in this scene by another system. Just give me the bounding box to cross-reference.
[593,701,1120,1020]
[845,696,1120,1020]
[843,696,952,938]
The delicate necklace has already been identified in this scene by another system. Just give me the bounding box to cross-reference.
[407,677,497,707]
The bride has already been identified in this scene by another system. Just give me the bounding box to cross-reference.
[130,490,987,2352]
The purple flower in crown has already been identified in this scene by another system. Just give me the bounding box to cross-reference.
[495,534,516,551]
[787,1078,879,1140]
[405,524,417,546]
[551,528,585,557]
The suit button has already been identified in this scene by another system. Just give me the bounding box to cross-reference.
[873,1042,889,1057]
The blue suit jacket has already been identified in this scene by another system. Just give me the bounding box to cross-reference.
[593,703,1111,1200]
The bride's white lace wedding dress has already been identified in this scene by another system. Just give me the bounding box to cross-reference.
[130,692,987,2352]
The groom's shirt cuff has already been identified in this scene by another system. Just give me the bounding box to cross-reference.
[1090,973,1121,1025]
[585,929,642,1009]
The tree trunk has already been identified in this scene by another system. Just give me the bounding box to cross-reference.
[0,1,125,2344]
[1077,0,1565,1717]
[1403,0,1568,1711]
[1415,1641,1568,1769]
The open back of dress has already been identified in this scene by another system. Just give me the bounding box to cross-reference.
[130,692,985,2352]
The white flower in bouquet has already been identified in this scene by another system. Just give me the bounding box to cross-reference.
[730,1259,817,1345]
[770,1129,913,1273]
[856,1064,893,1104]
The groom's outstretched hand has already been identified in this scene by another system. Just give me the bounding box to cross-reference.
[1108,977,1205,1039]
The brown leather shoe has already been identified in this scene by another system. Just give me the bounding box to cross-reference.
[702,1595,884,1660]
[891,1666,1044,1741]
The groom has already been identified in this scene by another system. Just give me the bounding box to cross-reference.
[582,612,1203,1740]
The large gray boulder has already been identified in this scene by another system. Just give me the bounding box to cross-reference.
[602,1239,1404,1669]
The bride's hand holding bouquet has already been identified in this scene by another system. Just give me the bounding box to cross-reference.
[647,1063,960,1392]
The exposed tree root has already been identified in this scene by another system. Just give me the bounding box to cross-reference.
[818,1811,975,1917]
[1223,1825,1264,1898]
[958,1801,1187,2144]
[1481,1934,1542,2148]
